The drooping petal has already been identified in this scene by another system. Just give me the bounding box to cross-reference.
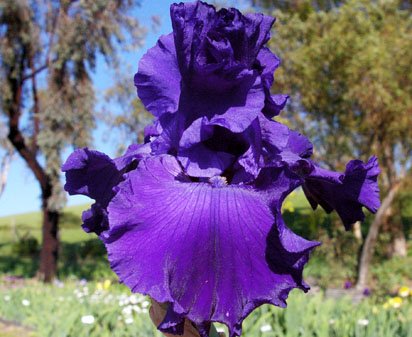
[259,115,289,152]
[62,148,120,203]
[134,33,181,117]
[303,156,380,229]
[259,116,314,177]
[81,203,108,235]
[62,145,149,235]
[254,165,304,211]
[106,155,318,337]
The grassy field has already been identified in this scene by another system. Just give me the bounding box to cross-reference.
[0,192,411,287]
[0,280,411,337]
[0,193,411,336]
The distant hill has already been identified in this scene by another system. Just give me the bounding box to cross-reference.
[0,204,90,230]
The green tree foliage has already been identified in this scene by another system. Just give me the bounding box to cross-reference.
[103,68,152,154]
[251,0,344,19]
[0,0,145,281]
[267,0,412,287]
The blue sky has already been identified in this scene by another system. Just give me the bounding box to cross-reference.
[0,0,249,217]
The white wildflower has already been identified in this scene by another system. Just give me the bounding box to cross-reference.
[132,305,142,313]
[81,315,95,324]
[22,299,30,306]
[142,300,150,308]
[125,317,134,325]
[129,295,139,304]
[357,319,369,326]
[122,306,133,316]
[4,295,11,301]
[260,324,272,332]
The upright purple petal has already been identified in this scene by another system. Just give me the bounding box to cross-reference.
[171,1,216,78]
[135,33,181,117]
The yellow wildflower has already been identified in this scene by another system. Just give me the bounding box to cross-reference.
[389,297,403,309]
[103,279,112,290]
[398,286,410,298]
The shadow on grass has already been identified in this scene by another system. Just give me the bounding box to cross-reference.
[59,212,82,229]
[0,239,112,280]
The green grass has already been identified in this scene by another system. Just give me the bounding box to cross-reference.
[0,203,113,280]
[0,204,89,230]
[0,192,411,289]
[0,281,411,337]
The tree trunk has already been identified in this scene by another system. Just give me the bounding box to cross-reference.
[390,220,407,257]
[38,196,60,282]
[356,182,401,290]
[7,76,60,282]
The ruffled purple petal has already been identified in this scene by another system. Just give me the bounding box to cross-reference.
[259,115,314,177]
[256,48,288,117]
[62,146,149,235]
[135,33,181,117]
[178,117,262,179]
[177,73,265,134]
[264,94,289,118]
[144,119,163,143]
[257,47,280,89]
[303,156,381,229]
[114,143,151,169]
[179,143,235,178]
[244,13,275,58]
[259,115,289,152]
[171,1,216,78]
[106,155,318,337]
[81,203,108,235]
[62,148,120,203]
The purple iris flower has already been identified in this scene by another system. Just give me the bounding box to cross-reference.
[62,2,380,337]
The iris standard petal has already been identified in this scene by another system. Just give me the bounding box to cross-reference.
[178,117,260,178]
[106,155,318,337]
[135,33,181,117]
[303,156,380,229]
[171,1,216,78]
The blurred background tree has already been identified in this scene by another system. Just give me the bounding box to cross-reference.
[102,68,152,155]
[254,0,412,288]
[0,125,13,198]
[0,0,145,282]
